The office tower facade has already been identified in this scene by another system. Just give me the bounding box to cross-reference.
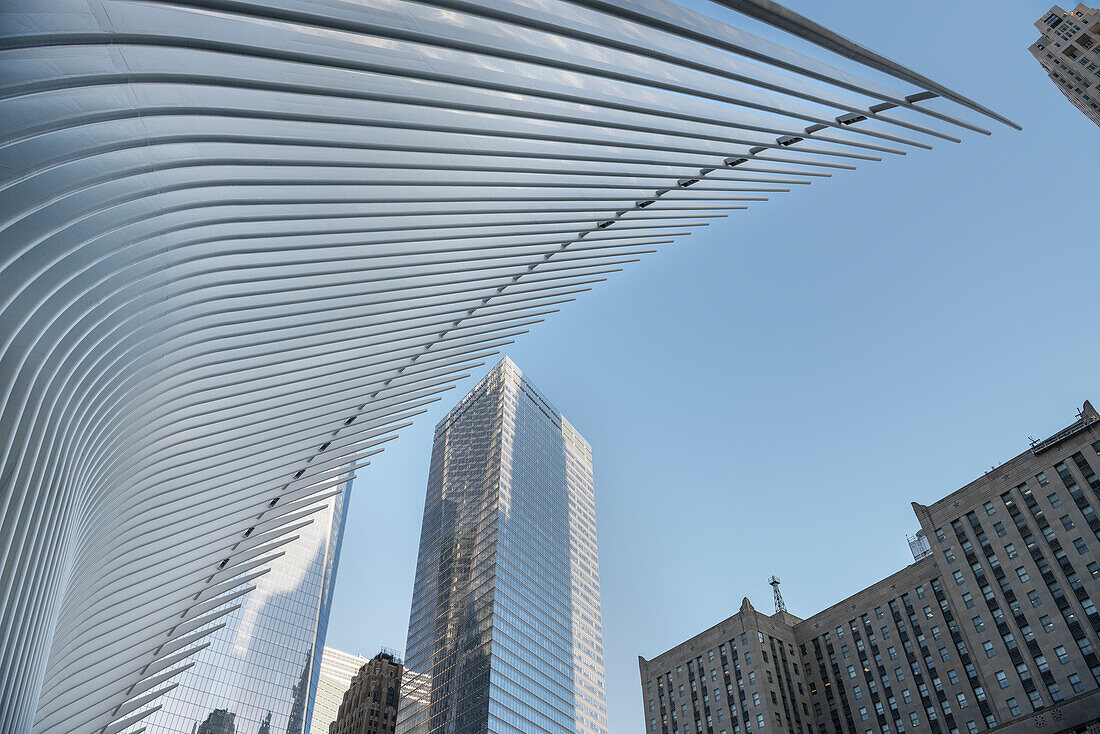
[315,648,371,734]
[330,651,405,734]
[396,358,607,734]
[641,403,1100,734]
[1029,4,1100,126]
[119,488,351,734]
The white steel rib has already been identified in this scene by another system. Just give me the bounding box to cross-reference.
[0,0,1013,732]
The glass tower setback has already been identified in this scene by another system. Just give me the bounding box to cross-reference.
[396,357,607,734]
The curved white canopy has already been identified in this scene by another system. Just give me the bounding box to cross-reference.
[0,1,1012,732]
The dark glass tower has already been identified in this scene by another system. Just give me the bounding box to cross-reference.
[396,358,607,734]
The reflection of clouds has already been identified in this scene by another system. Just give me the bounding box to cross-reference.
[232,498,335,656]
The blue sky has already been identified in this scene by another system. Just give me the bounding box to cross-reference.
[325,2,1098,732]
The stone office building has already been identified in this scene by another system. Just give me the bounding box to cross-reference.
[329,651,404,734]
[640,403,1100,734]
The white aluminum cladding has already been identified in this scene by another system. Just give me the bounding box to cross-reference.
[0,1,1012,732]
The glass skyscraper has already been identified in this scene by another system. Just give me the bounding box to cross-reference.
[396,357,607,734]
[120,483,351,734]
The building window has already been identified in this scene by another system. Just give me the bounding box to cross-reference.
[962,592,974,608]
[1028,591,1042,608]
[1069,673,1084,693]
[1028,690,1044,710]
[1040,615,1055,632]
[1048,493,1062,508]
[1088,562,1100,579]
[1006,698,1020,716]
[1074,537,1089,555]
[1047,682,1063,702]
[995,671,1008,688]
[972,616,984,632]
[984,501,996,516]
[1005,543,1017,558]
[1016,567,1030,582]
[983,641,995,658]
[1061,515,1076,531]
[1055,645,1071,663]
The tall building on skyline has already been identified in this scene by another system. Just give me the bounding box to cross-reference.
[330,651,405,734]
[396,357,607,734]
[641,403,1100,734]
[1029,4,1100,126]
[314,647,371,734]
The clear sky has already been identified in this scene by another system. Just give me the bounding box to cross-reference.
[324,2,1098,732]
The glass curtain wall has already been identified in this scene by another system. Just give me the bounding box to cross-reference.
[122,482,351,734]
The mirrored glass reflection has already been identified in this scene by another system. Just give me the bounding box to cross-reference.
[122,482,351,734]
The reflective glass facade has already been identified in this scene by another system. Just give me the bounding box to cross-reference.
[397,358,607,734]
[121,484,351,734]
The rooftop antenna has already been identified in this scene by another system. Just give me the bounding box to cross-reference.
[769,575,787,614]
